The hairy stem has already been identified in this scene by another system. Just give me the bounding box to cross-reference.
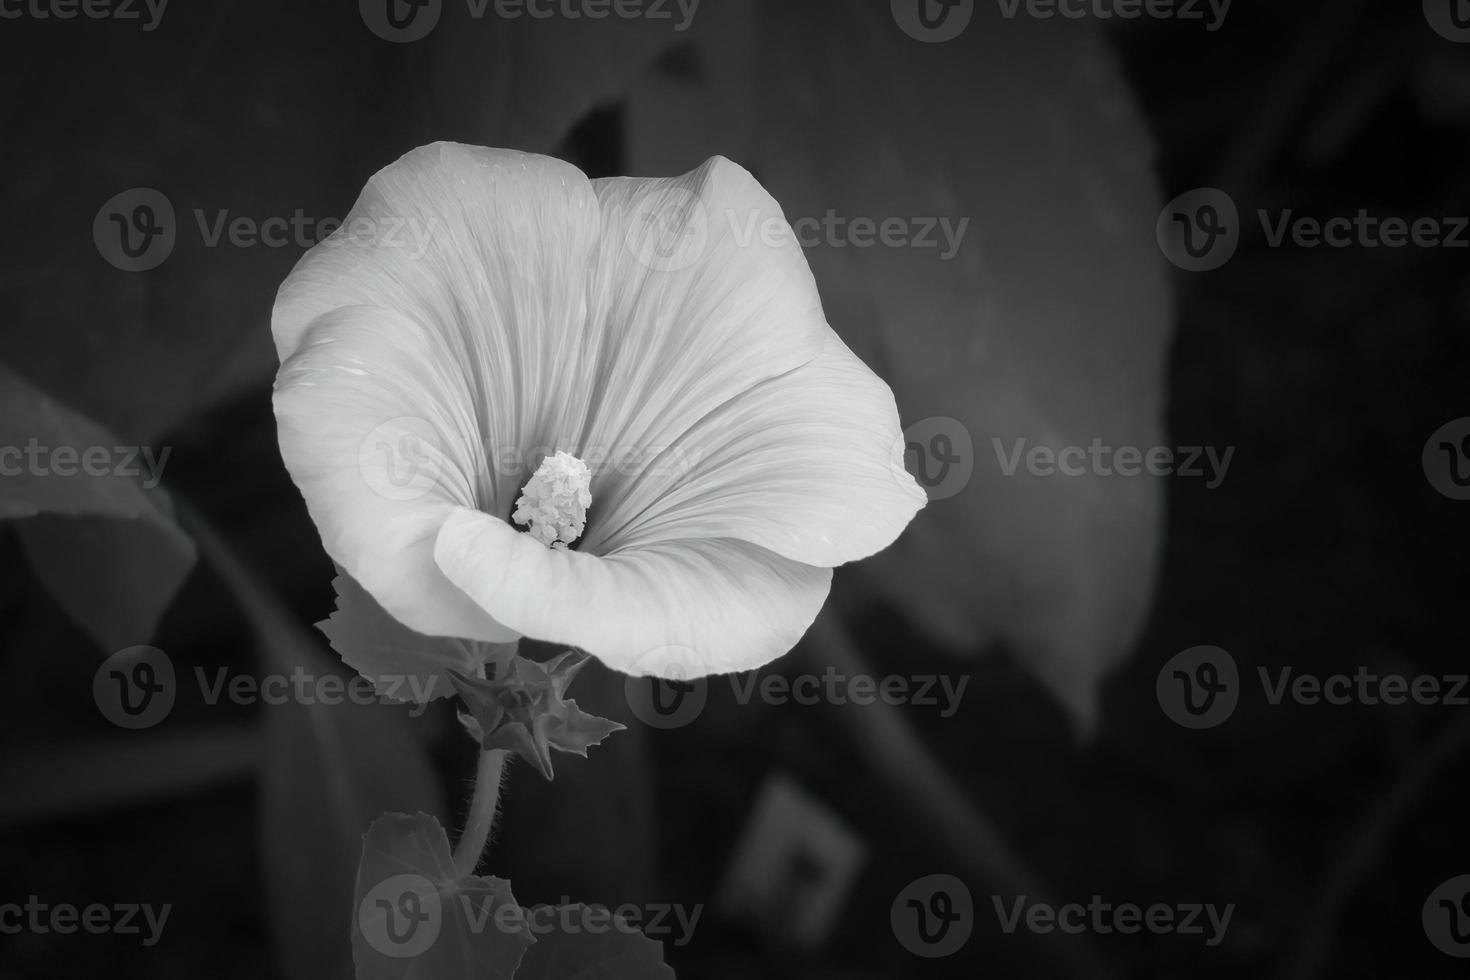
[453,749,508,878]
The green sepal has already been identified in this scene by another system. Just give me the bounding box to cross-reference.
[450,650,624,780]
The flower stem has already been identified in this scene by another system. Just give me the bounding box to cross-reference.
[452,749,508,879]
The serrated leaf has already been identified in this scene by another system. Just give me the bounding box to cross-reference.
[353,812,535,980]
[321,569,510,704]
[514,905,675,980]
[0,363,195,650]
[451,651,624,780]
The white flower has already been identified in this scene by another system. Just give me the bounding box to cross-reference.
[272,143,924,679]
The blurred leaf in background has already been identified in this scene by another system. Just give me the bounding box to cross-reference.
[0,363,195,650]
[624,0,1170,730]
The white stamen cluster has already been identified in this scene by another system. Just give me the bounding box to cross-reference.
[512,451,592,549]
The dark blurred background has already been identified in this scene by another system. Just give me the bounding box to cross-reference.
[2,1,1469,978]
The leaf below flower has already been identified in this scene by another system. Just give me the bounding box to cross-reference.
[322,569,510,704]
[353,812,535,980]
[514,905,675,980]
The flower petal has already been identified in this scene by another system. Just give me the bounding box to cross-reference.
[571,157,831,548]
[432,507,832,678]
[274,304,516,642]
[586,332,927,566]
[273,142,602,519]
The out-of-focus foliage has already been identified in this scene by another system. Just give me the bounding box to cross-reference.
[625,0,1169,729]
[0,2,679,443]
[0,363,195,649]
